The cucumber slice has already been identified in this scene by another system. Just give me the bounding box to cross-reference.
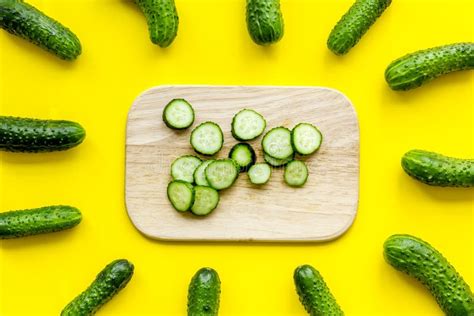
[194,160,214,186]
[248,163,272,185]
[284,160,308,187]
[262,127,294,159]
[191,122,224,156]
[171,155,202,183]
[228,143,256,172]
[205,159,239,190]
[167,181,195,212]
[231,109,266,140]
[191,186,220,216]
[162,99,194,129]
[264,153,294,167]
[292,123,322,155]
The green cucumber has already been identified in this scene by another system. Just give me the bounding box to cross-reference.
[62,259,134,316]
[248,163,271,185]
[191,186,219,216]
[291,123,322,156]
[284,160,308,187]
[262,127,293,160]
[385,43,474,91]
[194,160,214,187]
[228,143,256,172]
[191,122,224,156]
[231,109,266,141]
[384,234,474,316]
[188,267,221,316]
[294,265,344,316]
[167,180,195,212]
[0,205,81,239]
[327,0,391,55]
[163,99,194,130]
[135,0,179,47]
[246,0,284,45]
[0,0,81,60]
[205,159,239,190]
[171,155,202,183]
[264,152,293,167]
[401,149,474,187]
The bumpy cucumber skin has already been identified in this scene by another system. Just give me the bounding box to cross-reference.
[294,265,344,316]
[0,0,81,60]
[0,205,81,239]
[188,268,221,316]
[401,150,474,187]
[385,43,474,91]
[136,0,179,48]
[327,0,391,55]
[0,116,85,153]
[384,234,474,316]
[61,259,134,316]
[246,0,284,45]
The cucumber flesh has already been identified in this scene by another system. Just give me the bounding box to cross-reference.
[191,122,224,156]
[162,99,194,129]
[194,160,214,186]
[264,153,294,167]
[248,163,272,185]
[284,160,308,187]
[190,186,219,216]
[228,143,256,172]
[231,109,266,140]
[187,268,221,316]
[292,123,322,155]
[171,155,202,183]
[167,181,195,212]
[262,127,293,159]
[205,159,239,190]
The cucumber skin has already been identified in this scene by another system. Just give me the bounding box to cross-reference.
[246,0,284,45]
[0,0,81,60]
[327,0,391,55]
[294,265,344,316]
[61,259,134,316]
[0,116,85,153]
[385,43,474,91]
[401,150,474,187]
[0,205,81,239]
[188,268,221,316]
[136,0,179,47]
[384,235,474,316]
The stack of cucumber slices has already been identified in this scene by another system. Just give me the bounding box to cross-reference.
[163,99,323,217]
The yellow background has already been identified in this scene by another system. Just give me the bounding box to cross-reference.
[1,0,473,315]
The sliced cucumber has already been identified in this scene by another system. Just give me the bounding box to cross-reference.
[193,160,214,186]
[284,160,308,187]
[264,152,294,167]
[191,186,220,216]
[231,109,266,140]
[228,143,256,172]
[191,122,224,156]
[167,181,195,212]
[162,99,194,130]
[248,163,272,185]
[171,155,202,183]
[205,159,239,190]
[262,127,293,159]
[292,123,322,155]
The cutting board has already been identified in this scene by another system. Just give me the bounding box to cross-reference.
[125,85,359,242]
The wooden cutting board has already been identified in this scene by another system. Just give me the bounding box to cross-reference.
[125,85,359,242]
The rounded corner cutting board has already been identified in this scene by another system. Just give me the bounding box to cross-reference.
[125,85,359,242]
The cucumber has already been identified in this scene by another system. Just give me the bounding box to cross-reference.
[61,259,134,316]
[248,163,271,185]
[385,43,474,91]
[327,0,391,55]
[401,149,474,187]
[294,265,344,316]
[292,123,322,156]
[167,180,195,212]
[0,116,85,153]
[191,122,224,156]
[0,205,81,239]
[0,0,81,60]
[231,109,266,141]
[384,234,474,316]
[135,0,179,47]
[188,267,221,316]
[194,160,214,187]
[284,160,308,187]
[171,155,202,183]
[205,159,239,190]
[191,186,219,216]
[264,152,294,167]
[163,99,194,129]
[228,143,256,172]
[262,127,293,160]
[246,0,284,45]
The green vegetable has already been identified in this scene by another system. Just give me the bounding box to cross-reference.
[0,0,81,60]
[163,99,194,130]
[167,180,195,212]
[401,149,474,187]
[284,160,308,187]
[264,152,293,167]
[191,186,220,216]
[135,0,179,47]
[188,267,221,316]
[231,109,266,141]
[246,0,284,45]
[294,264,344,316]
[171,155,202,183]
[248,163,271,185]
[262,127,293,160]
[384,234,474,316]
[327,0,391,55]
[61,259,134,316]
[228,143,256,172]
[0,205,81,239]
[194,160,214,187]
[385,43,474,90]
[191,122,224,156]
[205,159,239,190]
[291,123,322,156]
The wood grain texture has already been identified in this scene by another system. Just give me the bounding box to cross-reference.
[125,85,359,242]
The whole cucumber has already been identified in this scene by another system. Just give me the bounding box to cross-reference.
[0,0,81,60]
[0,116,85,153]
[327,0,391,55]
[0,205,81,239]
[385,43,474,90]
[135,0,179,47]
[188,267,221,316]
[246,0,284,45]
[61,259,134,316]
[402,149,474,187]
[384,234,474,316]
[294,265,344,316]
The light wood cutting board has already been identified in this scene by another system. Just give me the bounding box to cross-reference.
[125,85,359,242]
